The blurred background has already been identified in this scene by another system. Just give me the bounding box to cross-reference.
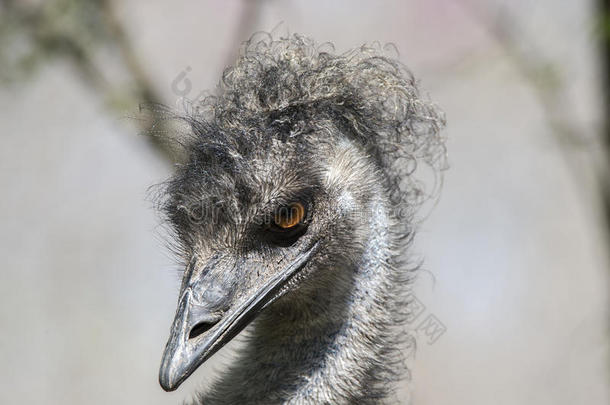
[1,0,608,404]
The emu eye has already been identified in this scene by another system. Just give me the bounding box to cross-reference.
[274,202,306,229]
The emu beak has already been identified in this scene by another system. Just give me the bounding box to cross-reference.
[159,242,320,391]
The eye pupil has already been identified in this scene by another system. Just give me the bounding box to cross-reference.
[275,202,305,229]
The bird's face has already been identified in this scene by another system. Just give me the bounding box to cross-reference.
[159,134,374,391]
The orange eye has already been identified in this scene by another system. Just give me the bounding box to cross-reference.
[274,202,305,229]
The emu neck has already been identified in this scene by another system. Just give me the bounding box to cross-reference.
[198,194,407,405]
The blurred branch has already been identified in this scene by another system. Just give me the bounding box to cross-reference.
[223,0,265,67]
[0,0,267,163]
[0,0,175,161]
[600,0,610,233]
[456,0,610,246]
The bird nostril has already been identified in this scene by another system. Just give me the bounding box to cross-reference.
[188,320,220,340]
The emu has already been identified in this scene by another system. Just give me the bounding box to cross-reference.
[156,34,445,404]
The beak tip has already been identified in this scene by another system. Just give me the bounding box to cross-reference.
[159,367,179,392]
[159,353,183,392]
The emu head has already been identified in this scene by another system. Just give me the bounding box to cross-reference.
[157,35,444,391]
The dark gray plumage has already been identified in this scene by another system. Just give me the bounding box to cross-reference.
[155,33,445,404]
